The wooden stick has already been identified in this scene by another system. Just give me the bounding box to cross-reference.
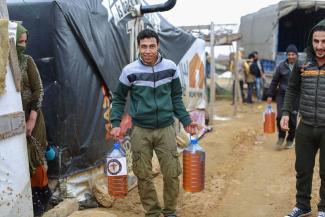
[9,37,21,92]
[0,0,9,19]
[209,22,216,124]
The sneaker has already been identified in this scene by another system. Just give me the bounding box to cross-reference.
[284,207,312,217]
[318,211,325,217]
[284,140,295,149]
[275,138,285,150]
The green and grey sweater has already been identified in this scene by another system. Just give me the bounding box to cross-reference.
[110,56,191,129]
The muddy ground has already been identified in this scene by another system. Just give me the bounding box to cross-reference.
[71,100,322,217]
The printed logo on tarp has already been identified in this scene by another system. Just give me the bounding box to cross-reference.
[179,53,205,95]
[178,39,207,110]
[102,0,139,25]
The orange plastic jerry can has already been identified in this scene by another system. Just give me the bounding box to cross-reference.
[264,104,276,134]
[183,136,205,192]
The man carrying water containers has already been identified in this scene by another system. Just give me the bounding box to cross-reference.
[281,19,325,217]
[110,28,198,217]
[266,44,299,150]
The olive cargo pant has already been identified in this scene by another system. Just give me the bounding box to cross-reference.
[131,125,182,217]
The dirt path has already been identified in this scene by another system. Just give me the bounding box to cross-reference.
[71,100,322,217]
[175,101,297,217]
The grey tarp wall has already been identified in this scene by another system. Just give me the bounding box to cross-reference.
[7,0,196,178]
[239,0,325,60]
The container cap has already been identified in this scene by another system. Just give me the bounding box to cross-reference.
[45,145,56,161]
[113,143,120,149]
[190,138,198,145]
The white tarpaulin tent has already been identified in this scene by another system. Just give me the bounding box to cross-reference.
[0,20,33,217]
[0,66,33,217]
[239,0,325,60]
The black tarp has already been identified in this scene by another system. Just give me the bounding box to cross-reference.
[278,8,325,52]
[7,0,196,178]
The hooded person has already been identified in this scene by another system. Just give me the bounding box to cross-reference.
[281,19,325,217]
[16,23,51,217]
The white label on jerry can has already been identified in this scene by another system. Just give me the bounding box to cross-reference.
[106,157,127,176]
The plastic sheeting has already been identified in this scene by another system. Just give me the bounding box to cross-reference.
[239,0,325,60]
[178,39,206,110]
[7,0,203,178]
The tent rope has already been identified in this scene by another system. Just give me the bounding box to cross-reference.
[121,136,133,173]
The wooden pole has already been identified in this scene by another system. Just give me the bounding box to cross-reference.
[233,45,238,116]
[209,22,216,123]
[233,43,244,116]
[0,0,9,18]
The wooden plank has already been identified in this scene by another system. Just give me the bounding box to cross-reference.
[0,0,9,96]
[179,24,210,31]
[233,47,239,116]
[209,22,216,124]
[9,37,21,92]
[0,111,26,140]
[0,0,9,19]
[179,23,237,31]
[0,19,9,95]
[204,33,242,45]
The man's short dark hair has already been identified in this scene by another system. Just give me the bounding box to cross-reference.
[137,29,160,45]
[248,53,254,59]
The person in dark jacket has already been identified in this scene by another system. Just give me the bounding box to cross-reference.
[250,51,264,101]
[267,44,299,150]
[281,19,325,217]
[246,53,256,104]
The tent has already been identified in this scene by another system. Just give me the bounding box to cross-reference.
[239,0,325,60]
[0,18,33,216]
[7,0,206,182]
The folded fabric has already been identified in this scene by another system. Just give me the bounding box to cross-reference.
[0,19,9,95]
[31,165,48,188]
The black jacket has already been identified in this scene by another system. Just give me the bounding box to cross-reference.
[282,19,325,126]
[269,60,299,111]
[250,60,262,78]
[268,60,294,96]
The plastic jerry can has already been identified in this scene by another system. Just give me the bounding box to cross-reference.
[183,136,205,192]
[264,104,276,134]
[105,143,128,198]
